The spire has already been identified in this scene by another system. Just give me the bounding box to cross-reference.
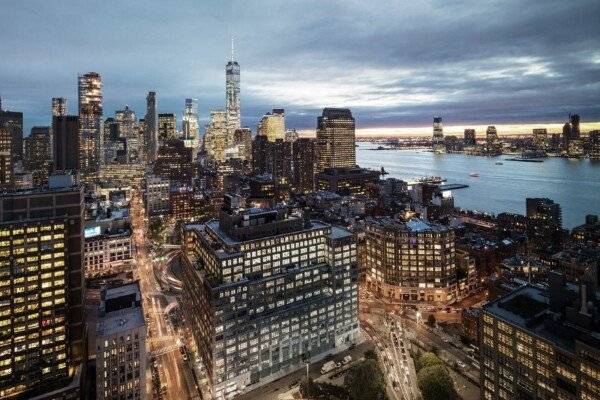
[230,35,235,62]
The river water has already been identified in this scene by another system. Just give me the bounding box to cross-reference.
[356,142,600,228]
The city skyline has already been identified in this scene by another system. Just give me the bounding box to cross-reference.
[2,0,600,134]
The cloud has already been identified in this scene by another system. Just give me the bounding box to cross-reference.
[0,0,599,133]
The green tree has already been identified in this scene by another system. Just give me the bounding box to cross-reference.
[417,364,458,400]
[427,314,436,327]
[415,352,445,372]
[364,349,378,360]
[299,377,320,398]
[344,359,386,400]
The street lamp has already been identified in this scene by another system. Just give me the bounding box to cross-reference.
[415,311,421,324]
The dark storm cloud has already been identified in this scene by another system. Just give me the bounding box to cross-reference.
[1,0,599,133]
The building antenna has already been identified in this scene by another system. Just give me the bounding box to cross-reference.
[230,35,235,62]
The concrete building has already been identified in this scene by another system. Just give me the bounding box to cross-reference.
[292,138,316,193]
[84,220,133,278]
[24,127,52,186]
[158,113,176,144]
[0,179,85,399]
[0,127,13,189]
[0,104,24,163]
[316,108,355,172]
[479,272,599,400]
[181,199,359,398]
[52,115,80,172]
[464,128,476,147]
[315,167,380,197]
[145,174,170,217]
[363,218,462,304]
[96,281,146,400]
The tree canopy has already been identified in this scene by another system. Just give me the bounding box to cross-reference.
[344,359,386,400]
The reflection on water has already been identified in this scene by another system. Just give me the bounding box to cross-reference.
[357,142,600,228]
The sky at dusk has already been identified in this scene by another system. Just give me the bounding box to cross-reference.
[2,0,600,135]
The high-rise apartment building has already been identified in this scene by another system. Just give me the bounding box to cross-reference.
[0,103,23,163]
[479,272,599,400]
[181,200,359,398]
[464,128,476,147]
[292,138,316,193]
[144,91,158,162]
[230,128,252,163]
[24,127,52,186]
[53,115,80,172]
[78,72,103,173]
[570,114,580,140]
[257,109,285,142]
[225,47,241,136]
[0,179,85,399]
[203,111,228,164]
[316,108,355,172]
[96,282,146,400]
[363,218,459,303]
[52,97,68,117]
[158,113,176,144]
[0,128,13,189]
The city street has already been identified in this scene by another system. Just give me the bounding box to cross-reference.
[359,289,480,400]
[130,190,199,400]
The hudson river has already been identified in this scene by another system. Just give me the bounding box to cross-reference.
[357,142,600,228]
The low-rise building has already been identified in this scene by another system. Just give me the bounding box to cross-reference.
[315,167,380,197]
[84,220,133,278]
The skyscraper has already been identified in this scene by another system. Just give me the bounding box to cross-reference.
[78,72,103,173]
[0,180,85,399]
[257,109,285,142]
[24,127,52,186]
[0,127,13,189]
[463,128,476,147]
[486,125,501,154]
[315,108,356,172]
[570,113,580,140]
[144,91,158,162]
[182,98,199,140]
[52,97,68,117]
[203,110,228,163]
[157,113,176,143]
[0,103,23,163]
[225,42,241,136]
[292,138,316,193]
[432,116,445,153]
[53,115,80,171]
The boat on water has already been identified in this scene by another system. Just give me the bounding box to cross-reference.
[506,158,543,163]
[495,162,503,165]
[469,172,480,177]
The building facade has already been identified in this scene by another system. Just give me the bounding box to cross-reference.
[181,201,359,399]
[145,175,170,217]
[52,98,68,118]
[257,109,285,142]
[144,92,158,162]
[78,72,103,174]
[96,282,146,400]
[292,138,316,194]
[316,108,356,172]
[0,181,85,399]
[52,116,80,172]
[479,273,599,400]
[363,218,459,303]
[225,52,241,136]
[84,225,133,278]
